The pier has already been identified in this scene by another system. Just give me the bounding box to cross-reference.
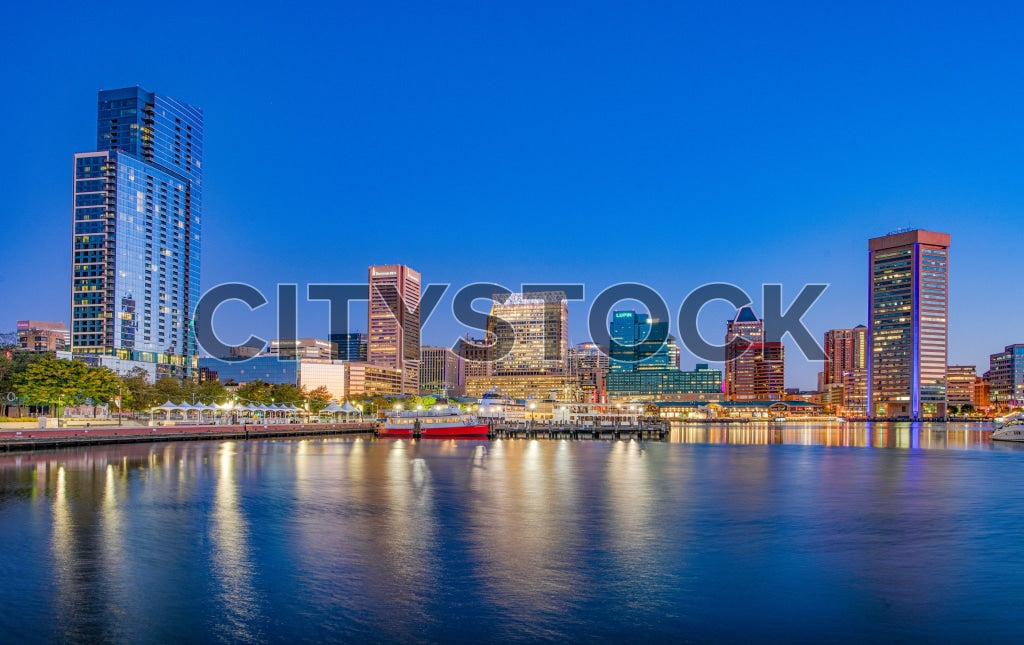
[489,421,670,441]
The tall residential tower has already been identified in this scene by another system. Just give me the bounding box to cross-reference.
[71,86,202,378]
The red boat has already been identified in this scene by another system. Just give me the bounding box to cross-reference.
[378,405,490,439]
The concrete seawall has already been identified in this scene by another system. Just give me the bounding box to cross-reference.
[0,422,377,452]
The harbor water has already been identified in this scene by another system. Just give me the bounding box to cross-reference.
[1,422,1022,642]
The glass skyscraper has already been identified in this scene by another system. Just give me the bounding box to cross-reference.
[71,87,202,378]
[606,310,722,400]
[608,310,670,371]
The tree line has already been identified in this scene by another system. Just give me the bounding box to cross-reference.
[2,335,443,418]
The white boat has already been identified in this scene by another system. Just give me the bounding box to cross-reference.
[992,412,1024,442]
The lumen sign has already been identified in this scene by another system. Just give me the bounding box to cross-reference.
[193,282,827,365]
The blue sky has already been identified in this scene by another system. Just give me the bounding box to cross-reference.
[2,1,1022,388]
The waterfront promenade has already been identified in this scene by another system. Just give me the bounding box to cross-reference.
[0,421,376,452]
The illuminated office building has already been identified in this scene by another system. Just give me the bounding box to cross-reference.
[868,229,949,418]
[725,306,784,401]
[946,365,976,409]
[986,344,1024,409]
[367,264,420,394]
[420,346,464,396]
[488,292,568,375]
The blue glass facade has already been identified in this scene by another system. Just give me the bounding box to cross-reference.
[198,357,299,386]
[330,332,368,361]
[607,311,720,399]
[606,365,723,399]
[72,87,202,377]
[609,311,670,372]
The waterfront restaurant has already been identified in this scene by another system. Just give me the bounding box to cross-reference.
[654,400,823,420]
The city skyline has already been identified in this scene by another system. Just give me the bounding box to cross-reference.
[3,4,1024,389]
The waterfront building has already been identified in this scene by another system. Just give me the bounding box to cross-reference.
[946,365,977,409]
[818,326,867,414]
[986,344,1024,409]
[821,326,867,386]
[606,309,720,400]
[605,364,722,402]
[609,310,671,371]
[268,338,335,360]
[197,356,347,401]
[329,332,367,361]
[420,346,464,396]
[457,335,493,379]
[345,361,404,398]
[725,306,762,400]
[468,292,569,399]
[71,87,202,378]
[368,265,420,394]
[464,374,573,400]
[868,229,950,419]
[16,320,70,352]
[725,307,784,401]
[489,292,569,375]
[842,368,869,416]
[753,342,785,401]
[569,342,608,403]
[974,376,991,411]
[654,399,822,420]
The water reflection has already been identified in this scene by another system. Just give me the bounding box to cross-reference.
[211,442,261,642]
[1,435,1023,642]
[668,421,999,449]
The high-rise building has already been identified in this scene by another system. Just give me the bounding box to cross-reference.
[868,229,950,418]
[946,365,977,409]
[367,264,421,394]
[488,292,568,375]
[16,320,70,352]
[569,341,609,403]
[822,326,867,387]
[420,346,464,396]
[819,326,868,414]
[753,342,785,401]
[608,311,671,371]
[606,310,721,401]
[986,344,1024,409]
[464,292,569,399]
[71,86,202,378]
[329,332,367,361]
[725,306,763,400]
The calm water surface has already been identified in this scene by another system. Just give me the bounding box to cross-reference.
[1,422,1023,643]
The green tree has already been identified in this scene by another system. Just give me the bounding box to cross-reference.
[307,385,332,412]
[236,380,273,404]
[269,383,303,406]
[81,366,122,417]
[120,368,157,413]
[0,342,52,415]
[195,379,228,404]
[948,405,959,416]
[961,403,974,415]
[13,357,92,413]
[153,376,185,404]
